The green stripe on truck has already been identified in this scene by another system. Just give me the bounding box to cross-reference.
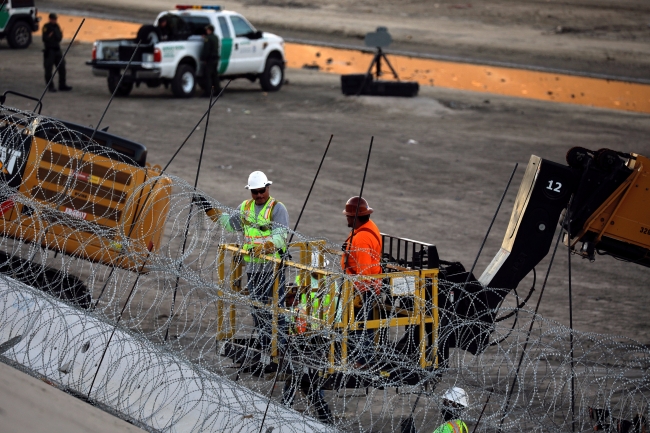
[0,5,9,30]
[219,38,233,74]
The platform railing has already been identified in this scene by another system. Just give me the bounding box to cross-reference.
[215,242,439,374]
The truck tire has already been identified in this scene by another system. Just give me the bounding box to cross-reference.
[107,74,134,97]
[171,64,195,98]
[136,24,160,44]
[259,58,284,92]
[7,21,32,49]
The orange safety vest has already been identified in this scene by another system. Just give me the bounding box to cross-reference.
[341,220,382,293]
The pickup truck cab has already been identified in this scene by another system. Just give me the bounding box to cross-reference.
[87,5,286,97]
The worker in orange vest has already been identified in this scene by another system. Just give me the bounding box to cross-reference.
[340,196,382,368]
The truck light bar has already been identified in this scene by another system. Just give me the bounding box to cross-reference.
[175,5,222,10]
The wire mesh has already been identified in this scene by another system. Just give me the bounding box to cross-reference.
[0,105,648,433]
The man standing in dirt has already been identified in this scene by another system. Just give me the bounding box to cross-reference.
[200,25,220,96]
[42,13,72,92]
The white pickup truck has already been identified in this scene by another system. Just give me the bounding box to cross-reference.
[86,5,286,97]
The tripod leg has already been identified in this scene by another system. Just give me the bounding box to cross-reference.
[355,54,379,96]
[376,48,382,78]
[381,53,400,80]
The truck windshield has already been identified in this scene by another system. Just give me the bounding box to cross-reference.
[229,15,254,37]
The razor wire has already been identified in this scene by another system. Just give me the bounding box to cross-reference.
[0,106,649,433]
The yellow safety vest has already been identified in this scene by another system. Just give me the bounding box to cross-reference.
[240,198,280,263]
[294,273,333,331]
[432,420,468,433]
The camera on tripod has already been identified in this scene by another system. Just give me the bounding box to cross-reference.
[341,27,419,97]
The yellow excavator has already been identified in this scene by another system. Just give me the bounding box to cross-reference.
[452,148,650,355]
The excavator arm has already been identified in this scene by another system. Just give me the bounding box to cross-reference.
[447,148,650,355]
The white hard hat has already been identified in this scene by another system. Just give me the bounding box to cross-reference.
[442,387,468,407]
[245,171,272,189]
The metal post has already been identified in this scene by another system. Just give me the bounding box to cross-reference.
[343,137,374,270]
[257,135,334,433]
[89,40,142,142]
[164,86,215,342]
[92,83,230,308]
[461,163,518,290]
[499,195,574,427]
[567,206,576,432]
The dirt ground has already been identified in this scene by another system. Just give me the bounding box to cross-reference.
[1,2,650,429]
[0,361,144,433]
[39,0,650,79]
[1,38,649,341]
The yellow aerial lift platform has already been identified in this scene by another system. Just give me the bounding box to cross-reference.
[216,235,443,389]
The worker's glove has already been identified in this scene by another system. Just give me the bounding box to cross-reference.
[192,194,222,222]
[353,294,363,309]
[252,241,276,256]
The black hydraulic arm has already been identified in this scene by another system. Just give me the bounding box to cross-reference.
[447,155,577,354]
[478,155,577,293]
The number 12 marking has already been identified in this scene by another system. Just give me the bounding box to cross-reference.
[547,180,562,193]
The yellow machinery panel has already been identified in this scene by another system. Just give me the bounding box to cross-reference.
[0,118,172,270]
[581,154,650,251]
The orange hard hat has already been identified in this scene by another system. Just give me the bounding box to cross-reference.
[343,196,373,216]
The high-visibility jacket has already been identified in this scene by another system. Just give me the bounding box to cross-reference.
[341,219,382,293]
[240,198,280,263]
[432,419,468,433]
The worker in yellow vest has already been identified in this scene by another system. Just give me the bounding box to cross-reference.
[195,171,289,375]
[433,387,469,433]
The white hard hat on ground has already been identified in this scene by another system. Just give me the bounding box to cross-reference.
[442,387,468,407]
[245,171,272,189]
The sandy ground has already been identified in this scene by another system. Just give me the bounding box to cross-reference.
[0,360,145,433]
[38,0,650,79]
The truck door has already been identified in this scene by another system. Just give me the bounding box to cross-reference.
[0,2,9,33]
[226,14,264,74]
[217,16,234,75]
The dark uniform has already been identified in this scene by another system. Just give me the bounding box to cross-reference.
[42,14,71,91]
[158,14,181,41]
[200,28,220,96]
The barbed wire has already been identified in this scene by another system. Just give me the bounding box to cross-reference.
[0,106,648,432]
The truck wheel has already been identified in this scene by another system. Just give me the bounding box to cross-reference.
[259,58,284,92]
[7,21,32,49]
[107,74,134,97]
[171,64,195,98]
